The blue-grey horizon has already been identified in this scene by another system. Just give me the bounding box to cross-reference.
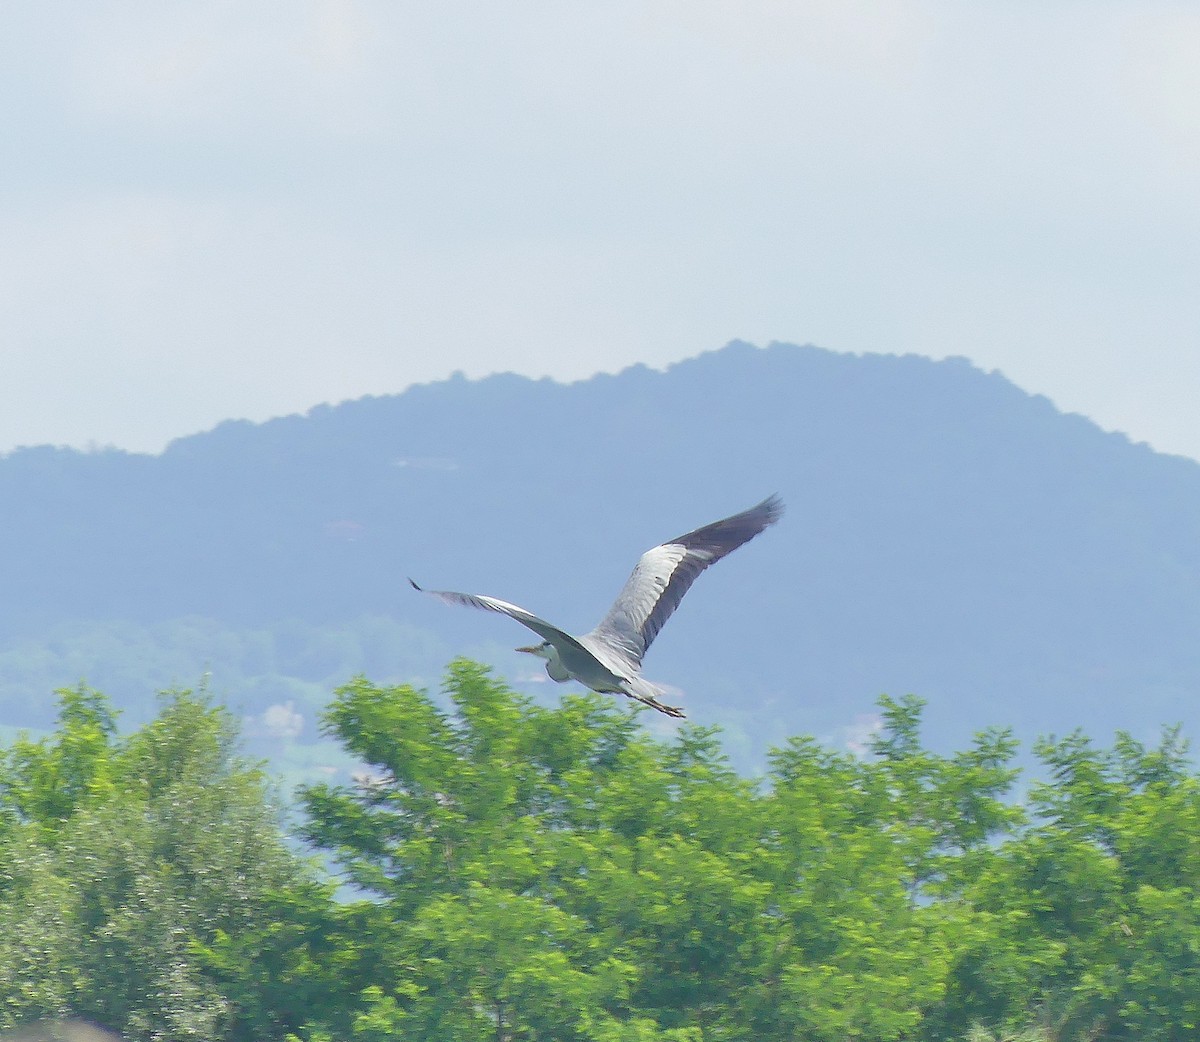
[2,4,1197,460]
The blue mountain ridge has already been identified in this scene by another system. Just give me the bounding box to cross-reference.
[3,341,1198,763]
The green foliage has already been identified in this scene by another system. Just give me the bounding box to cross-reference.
[0,686,119,832]
[935,728,1200,1041]
[5,663,1200,1042]
[0,685,317,1042]
[297,664,1200,1042]
[296,665,999,1040]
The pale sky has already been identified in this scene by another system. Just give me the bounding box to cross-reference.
[3,3,1199,459]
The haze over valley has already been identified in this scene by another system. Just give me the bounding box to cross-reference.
[4,341,1197,775]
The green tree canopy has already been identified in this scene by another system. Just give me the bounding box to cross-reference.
[4,664,1198,1042]
[0,685,322,1042]
[298,665,1021,1040]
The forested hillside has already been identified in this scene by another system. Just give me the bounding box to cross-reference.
[3,341,1200,768]
[2,665,1197,1041]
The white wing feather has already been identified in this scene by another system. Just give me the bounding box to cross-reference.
[585,495,782,666]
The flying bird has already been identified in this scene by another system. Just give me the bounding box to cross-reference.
[410,495,783,717]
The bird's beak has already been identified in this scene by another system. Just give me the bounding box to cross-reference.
[515,645,539,654]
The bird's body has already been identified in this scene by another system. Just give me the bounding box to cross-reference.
[410,495,783,717]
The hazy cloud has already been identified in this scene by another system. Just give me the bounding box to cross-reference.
[2,3,1197,458]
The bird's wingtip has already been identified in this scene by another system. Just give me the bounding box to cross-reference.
[408,578,423,591]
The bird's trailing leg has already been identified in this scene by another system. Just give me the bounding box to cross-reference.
[623,690,685,718]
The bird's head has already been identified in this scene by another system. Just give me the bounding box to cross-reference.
[515,641,552,659]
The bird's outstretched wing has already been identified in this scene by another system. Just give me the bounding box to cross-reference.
[585,495,784,665]
[408,579,593,657]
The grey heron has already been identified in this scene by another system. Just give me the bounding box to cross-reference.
[410,495,783,717]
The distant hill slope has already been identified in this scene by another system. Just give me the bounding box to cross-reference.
[4,341,1200,758]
